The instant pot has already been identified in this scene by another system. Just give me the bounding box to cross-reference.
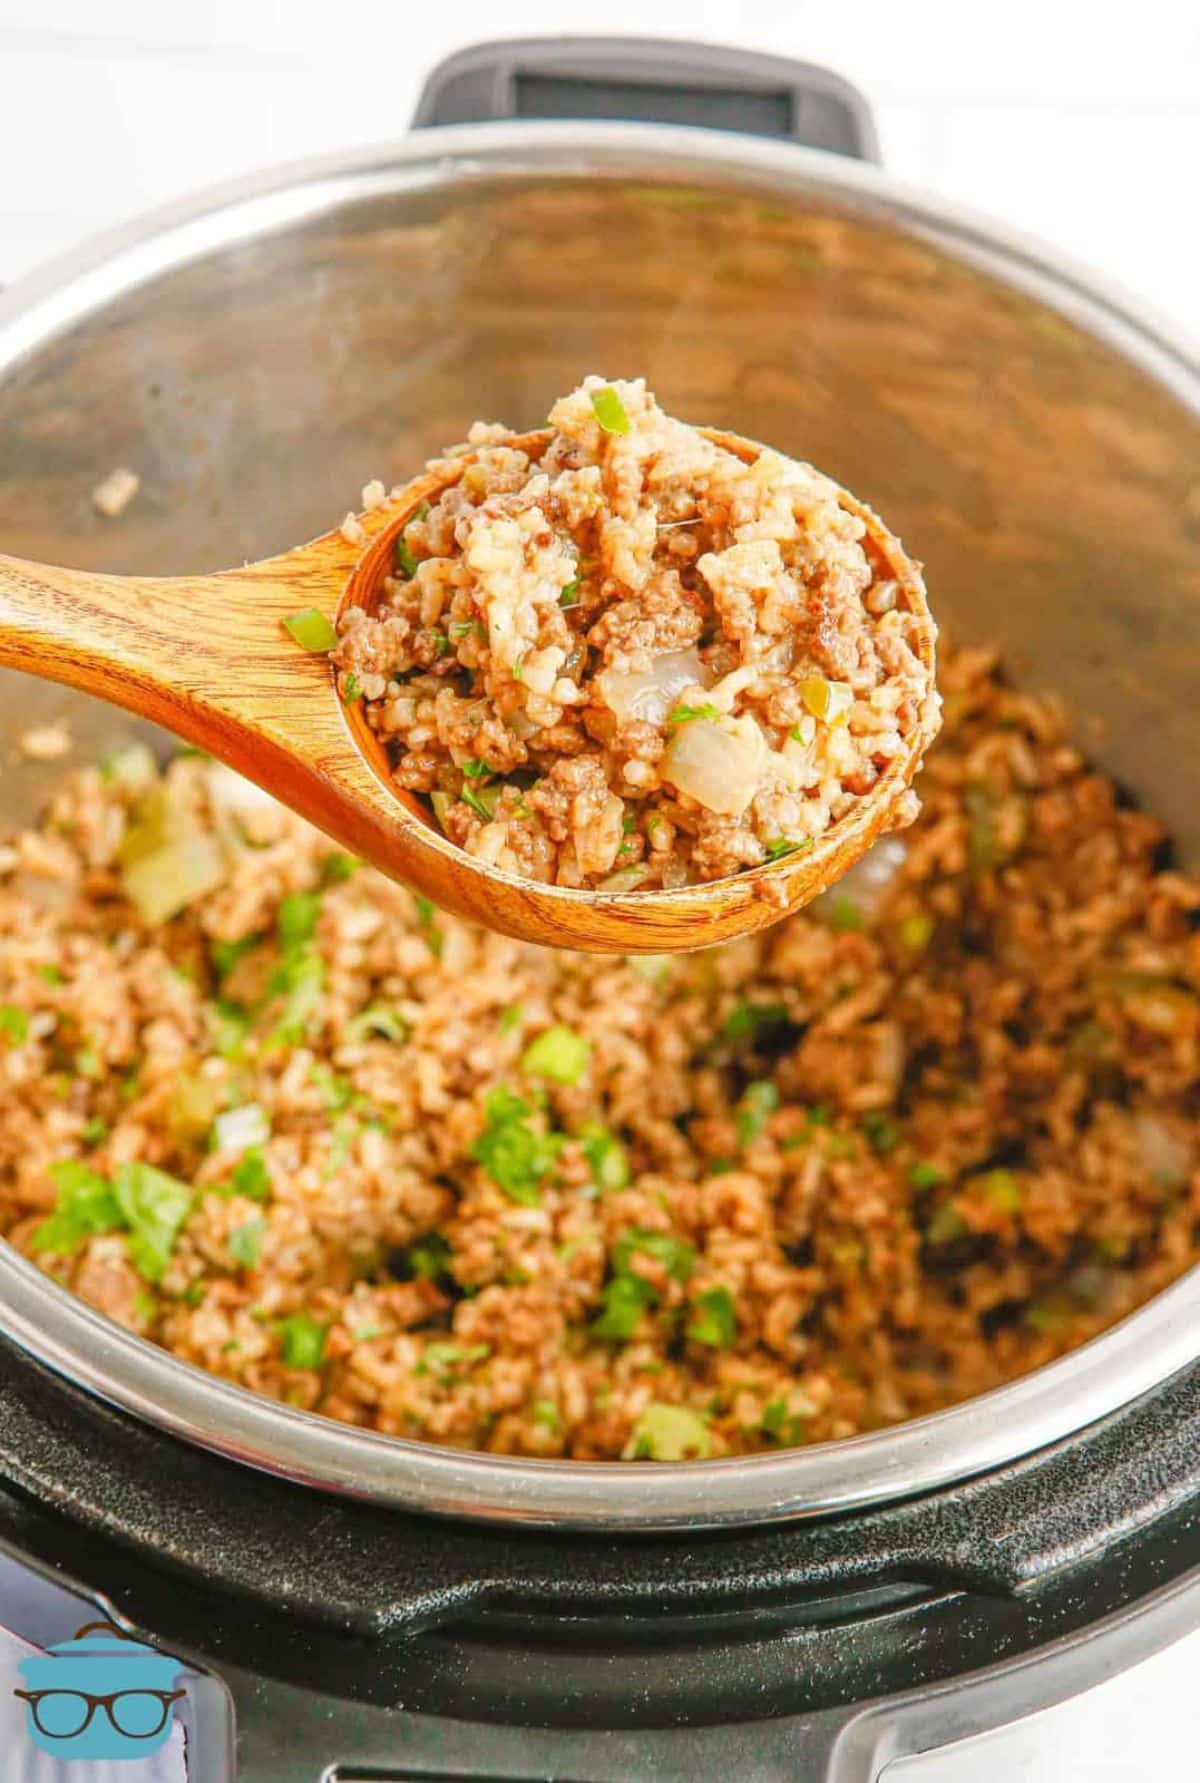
[0,37,1198,1782]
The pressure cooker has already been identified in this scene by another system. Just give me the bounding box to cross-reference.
[0,36,1197,1782]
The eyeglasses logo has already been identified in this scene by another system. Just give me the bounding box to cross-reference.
[15,1619,186,1761]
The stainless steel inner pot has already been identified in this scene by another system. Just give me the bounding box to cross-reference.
[0,122,1197,1531]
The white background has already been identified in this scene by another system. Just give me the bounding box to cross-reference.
[0,3,1197,1779]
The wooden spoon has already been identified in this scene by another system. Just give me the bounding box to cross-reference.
[0,428,937,954]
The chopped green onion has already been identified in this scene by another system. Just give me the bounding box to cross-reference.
[498,1003,525,1033]
[461,757,490,779]
[407,1232,452,1281]
[521,1024,590,1086]
[623,1403,711,1461]
[580,1123,631,1192]
[898,912,934,951]
[559,578,581,608]
[81,1116,107,1146]
[0,1005,29,1046]
[230,1147,271,1202]
[344,1005,406,1044]
[277,891,322,952]
[340,671,363,705]
[761,1397,806,1446]
[862,1111,899,1155]
[721,1001,790,1043]
[826,895,862,933]
[908,1160,945,1191]
[763,838,813,863]
[590,385,632,435]
[209,933,259,980]
[533,1399,561,1431]
[591,1271,656,1340]
[737,1080,779,1148]
[413,894,443,957]
[213,1103,270,1155]
[688,1285,737,1348]
[278,1314,327,1369]
[470,1086,563,1205]
[113,1161,193,1282]
[282,608,338,653]
[228,1217,265,1268]
[613,1227,694,1283]
[321,852,360,885]
[798,677,854,726]
[36,963,64,987]
[393,532,420,579]
[666,702,721,725]
[268,950,325,1046]
[417,1341,490,1377]
[925,1201,968,1246]
[461,782,502,822]
[32,1160,123,1255]
[981,1168,1022,1213]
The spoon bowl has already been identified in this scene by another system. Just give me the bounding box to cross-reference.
[0,428,937,953]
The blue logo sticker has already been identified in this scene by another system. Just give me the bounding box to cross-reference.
[14,1618,185,1760]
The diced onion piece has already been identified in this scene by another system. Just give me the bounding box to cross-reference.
[120,833,226,925]
[812,837,907,929]
[597,865,651,893]
[597,648,707,727]
[623,1403,712,1461]
[213,1103,271,1155]
[206,761,276,814]
[101,742,159,790]
[662,717,766,817]
[798,677,854,726]
[1134,1113,1192,1189]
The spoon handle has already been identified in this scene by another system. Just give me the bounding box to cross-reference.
[0,542,424,872]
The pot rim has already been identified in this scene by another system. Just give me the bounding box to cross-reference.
[0,119,1198,1531]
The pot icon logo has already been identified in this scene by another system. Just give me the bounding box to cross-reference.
[14,1619,185,1760]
